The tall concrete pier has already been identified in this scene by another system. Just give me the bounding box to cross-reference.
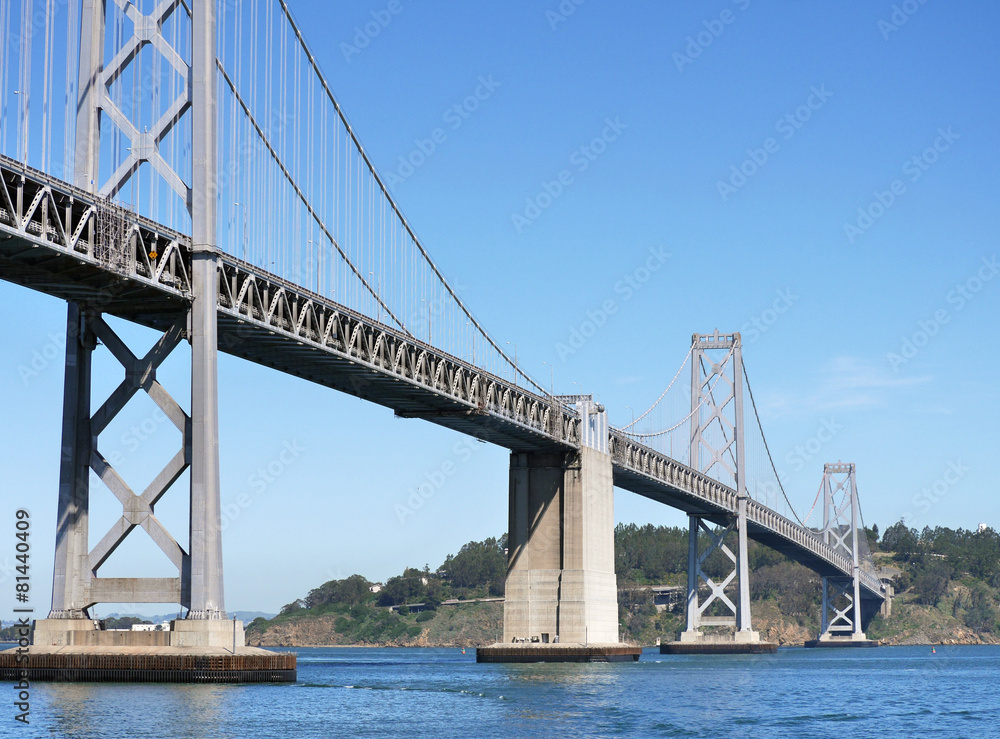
[479,399,639,662]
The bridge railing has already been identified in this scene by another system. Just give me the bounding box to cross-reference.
[609,427,884,597]
[214,254,584,450]
[0,153,585,453]
[0,154,190,296]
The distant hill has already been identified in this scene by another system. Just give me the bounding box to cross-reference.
[99,610,277,623]
[246,522,999,648]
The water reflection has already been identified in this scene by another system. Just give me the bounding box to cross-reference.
[37,682,238,739]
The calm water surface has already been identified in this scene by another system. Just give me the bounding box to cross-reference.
[22,645,1000,737]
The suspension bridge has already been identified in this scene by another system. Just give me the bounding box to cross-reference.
[0,0,885,674]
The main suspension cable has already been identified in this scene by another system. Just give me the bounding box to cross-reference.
[742,362,805,527]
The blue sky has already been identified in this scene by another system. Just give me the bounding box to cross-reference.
[2,0,998,618]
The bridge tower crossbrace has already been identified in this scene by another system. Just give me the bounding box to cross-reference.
[25,1,290,676]
[673,331,773,652]
[805,462,880,647]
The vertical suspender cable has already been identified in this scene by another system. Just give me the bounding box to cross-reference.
[64,0,78,180]
[271,0,542,393]
[41,0,53,173]
[0,0,9,153]
[19,0,33,164]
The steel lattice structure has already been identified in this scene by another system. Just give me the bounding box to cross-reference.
[0,0,886,631]
[0,153,885,611]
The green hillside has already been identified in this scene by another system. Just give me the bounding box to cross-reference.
[246,522,999,647]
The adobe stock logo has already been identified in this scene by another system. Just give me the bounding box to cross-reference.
[887,256,998,371]
[340,0,406,63]
[385,75,501,189]
[717,86,832,201]
[511,117,627,234]
[672,0,752,72]
[843,127,959,244]
[878,0,931,40]
[546,0,587,30]
[555,246,670,361]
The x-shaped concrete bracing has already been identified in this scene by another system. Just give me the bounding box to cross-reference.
[87,315,191,580]
[99,0,192,204]
[692,518,739,623]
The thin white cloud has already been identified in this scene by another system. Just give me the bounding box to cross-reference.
[614,375,644,386]
[760,356,931,417]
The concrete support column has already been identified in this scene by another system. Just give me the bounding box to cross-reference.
[48,303,94,618]
[504,453,562,643]
[503,448,618,645]
[880,582,894,619]
[559,447,618,644]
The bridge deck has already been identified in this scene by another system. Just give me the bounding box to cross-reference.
[0,155,883,602]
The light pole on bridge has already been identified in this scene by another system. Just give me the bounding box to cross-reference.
[234,202,247,261]
[421,298,431,344]
[541,361,554,398]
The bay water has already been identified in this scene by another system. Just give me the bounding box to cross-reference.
[18,645,1000,737]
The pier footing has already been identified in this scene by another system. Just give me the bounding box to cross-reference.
[660,640,777,655]
[0,646,296,683]
[804,637,879,649]
[477,643,641,663]
[0,619,296,683]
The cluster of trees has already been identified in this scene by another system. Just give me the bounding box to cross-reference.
[877,522,1000,582]
[275,536,507,618]
[873,521,999,631]
[441,537,506,596]
[251,536,508,644]
[260,520,999,642]
[614,523,823,642]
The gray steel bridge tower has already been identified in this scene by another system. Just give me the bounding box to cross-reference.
[678,331,764,648]
[37,0,233,646]
[813,462,871,643]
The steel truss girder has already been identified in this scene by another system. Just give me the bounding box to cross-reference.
[608,430,883,595]
[215,260,581,448]
[0,154,190,294]
[1,161,887,604]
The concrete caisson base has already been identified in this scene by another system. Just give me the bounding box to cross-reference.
[0,647,297,683]
[30,618,247,650]
[663,628,777,654]
[1,619,296,682]
[476,643,641,663]
[804,637,879,648]
[660,641,777,655]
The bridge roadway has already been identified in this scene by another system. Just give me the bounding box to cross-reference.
[0,154,884,604]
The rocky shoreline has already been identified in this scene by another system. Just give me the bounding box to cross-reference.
[249,613,998,650]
